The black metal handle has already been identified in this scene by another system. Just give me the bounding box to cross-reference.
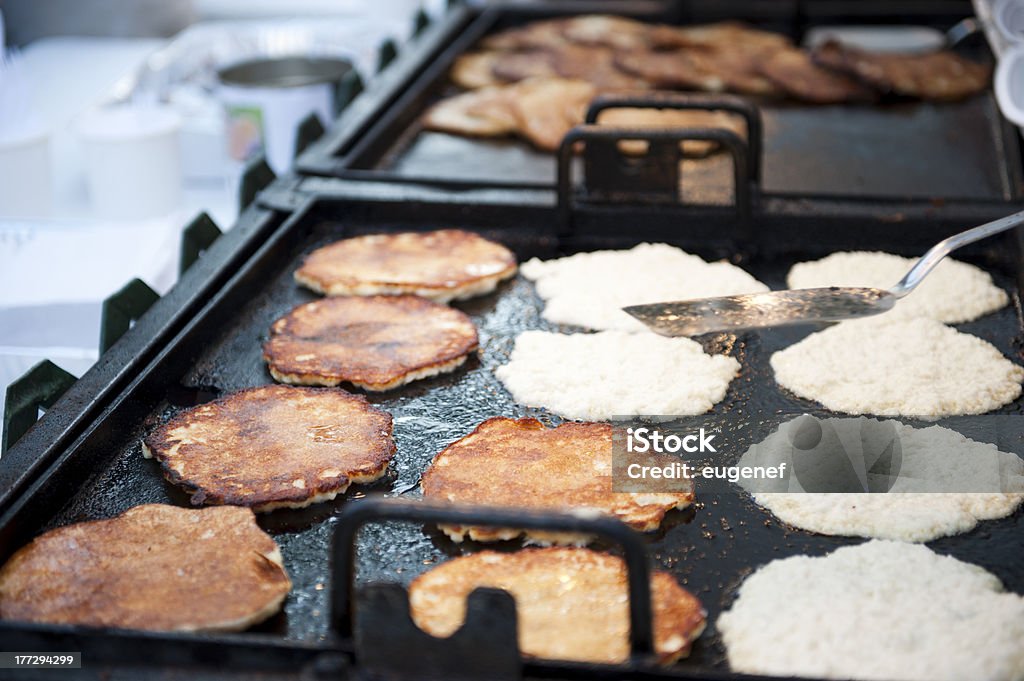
[413,7,431,36]
[294,113,327,160]
[584,92,763,184]
[377,39,398,73]
[334,70,365,116]
[238,155,276,212]
[2,360,77,455]
[99,278,160,354]
[331,497,656,660]
[178,212,222,276]
[556,125,752,235]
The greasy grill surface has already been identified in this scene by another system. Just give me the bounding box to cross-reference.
[37,213,1024,674]
[386,93,1013,201]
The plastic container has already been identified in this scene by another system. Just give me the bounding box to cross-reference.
[77,105,182,220]
[216,56,352,174]
[0,126,52,220]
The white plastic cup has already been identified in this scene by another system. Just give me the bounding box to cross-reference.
[0,127,52,219]
[994,0,1024,47]
[996,45,1024,126]
[77,105,182,221]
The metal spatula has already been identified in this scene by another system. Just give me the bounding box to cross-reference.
[624,210,1024,337]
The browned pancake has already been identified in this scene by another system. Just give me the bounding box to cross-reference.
[812,40,991,101]
[143,385,395,511]
[422,86,519,137]
[450,51,506,89]
[295,229,517,303]
[759,47,877,103]
[596,107,745,157]
[264,296,479,391]
[652,21,792,54]
[421,418,694,544]
[509,78,596,151]
[408,548,706,664]
[0,504,290,632]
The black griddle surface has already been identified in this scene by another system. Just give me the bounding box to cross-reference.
[43,221,1024,674]
[383,95,1012,201]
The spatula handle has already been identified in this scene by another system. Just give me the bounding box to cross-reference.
[891,209,1024,298]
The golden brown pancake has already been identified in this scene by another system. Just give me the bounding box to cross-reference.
[143,385,395,512]
[0,504,290,632]
[450,51,505,89]
[421,418,694,544]
[422,87,519,137]
[759,47,877,103]
[408,547,706,664]
[596,107,745,157]
[812,40,991,101]
[295,229,517,303]
[509,78,596,152]
[264,296,479,391]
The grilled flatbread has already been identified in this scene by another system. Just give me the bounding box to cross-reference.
[615,48,781,96]
[759,47,877,103]
[264,296,479,391]
[0,504,290,632]
[143,385,396,511]
[408,548,706,664]
[421,418,694,544]
[295,229,517,303]
[812,40,991,101]
[423,86,519,137]
[491,50,560,83]
[549,44,649,91]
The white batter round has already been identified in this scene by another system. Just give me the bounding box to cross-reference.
[771,317,1024,417]
[738,416,1024,541]
[787,251,1007,323]
[717,540,1024,681]
[494,330,739,420]
[520,243,768,332]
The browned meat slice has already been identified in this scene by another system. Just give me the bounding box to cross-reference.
[422,87,519,137]
[615,48,781,96]
[651,20,792,54]
[480,18,571,51]
[491,50,560,82]
[759,47,877,103]
[449,51,505,89]
[560,14,654,51]
[549,44,650,91]
[811,40,991,101]
[509,78,597,151]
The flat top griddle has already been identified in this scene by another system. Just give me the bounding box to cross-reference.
[299,3,1023,205]
[386,96,1014,201]
[5,193,1021,679]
